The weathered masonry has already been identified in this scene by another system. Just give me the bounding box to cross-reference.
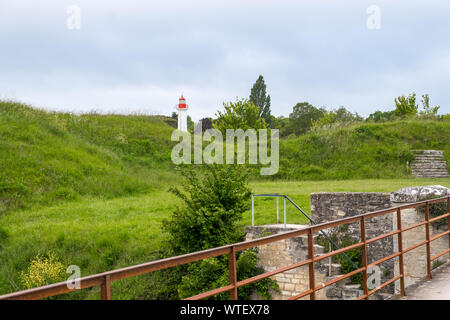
[310,192,394,294]
[246,185,450,299]
[245,225,364,300]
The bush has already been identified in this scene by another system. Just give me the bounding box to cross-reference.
[163,164,251,254]
[178,249,278,300]
[163,164,277,299]
[20,252,67,289]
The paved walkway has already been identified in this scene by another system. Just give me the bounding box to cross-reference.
[398,261,450,300]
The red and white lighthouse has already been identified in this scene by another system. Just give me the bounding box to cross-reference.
[177,94,188,132]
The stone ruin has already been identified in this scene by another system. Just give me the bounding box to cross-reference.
[246,185,449,300]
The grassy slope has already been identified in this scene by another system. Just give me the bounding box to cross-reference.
[1,101,450,298]
[0,101,177,214]
[277,120,450,180]
[1,178,450,298]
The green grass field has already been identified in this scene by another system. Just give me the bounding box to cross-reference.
[1,177,449,298]
[1,101,449,299]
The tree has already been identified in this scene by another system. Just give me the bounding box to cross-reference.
[311,106,362,129]
[333,107,363,123]
[249,75,272,125]
[394,93,418,117]
[287,102,325,135]
[270,116,291,137]
[213,98,266,134]
[419,94,440,118]
[366,110,395,122]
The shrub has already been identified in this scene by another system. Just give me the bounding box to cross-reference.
[177,249,279,300]
[163,164,277,299]
[163,164,251,254]
[20,252,67,289]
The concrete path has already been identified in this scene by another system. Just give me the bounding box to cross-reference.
[398,261,450,300]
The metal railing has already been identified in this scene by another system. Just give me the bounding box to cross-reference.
[1,196,449,300]
[251,193,359,271]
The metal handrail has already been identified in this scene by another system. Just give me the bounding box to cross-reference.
[1,196,449,300]
[251,193,359,271]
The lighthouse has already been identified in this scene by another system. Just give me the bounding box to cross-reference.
[177,94,188,132]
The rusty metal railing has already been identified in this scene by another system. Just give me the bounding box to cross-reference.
[1,196,449,300]
[252,193,359,271]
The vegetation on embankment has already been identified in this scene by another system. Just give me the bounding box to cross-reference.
[1,178,449,298]
[1,100,450,298]
[0,100,177,214]
[276,119,450,180]
[2,100,450,215]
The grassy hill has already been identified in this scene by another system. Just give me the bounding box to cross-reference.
[0,100,449,298]
[277,120,450,180]
[0,100,177,214]
[1,100,449,212]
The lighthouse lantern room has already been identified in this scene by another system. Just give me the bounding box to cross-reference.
[177,94,188,132]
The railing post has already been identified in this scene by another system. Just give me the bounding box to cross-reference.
[251,195,254,226]
[447,197,450,259]
[276,197,279,224]
[100,275,111,300]
[424,201,432,280]
[307,228,316,300]
[396,208,406,297]
[283,197,286,228]
[228,246,238,300]
[360,217,369,299]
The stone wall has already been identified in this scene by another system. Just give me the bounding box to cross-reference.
[245,225,362,300]
[309,188,450,295]
[246,186,449,300]
[310,192,394,293]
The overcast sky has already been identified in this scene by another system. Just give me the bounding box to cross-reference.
[1,0,449,120]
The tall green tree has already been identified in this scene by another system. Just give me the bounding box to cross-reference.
[249,75,272,125]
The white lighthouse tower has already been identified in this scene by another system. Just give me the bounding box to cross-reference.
[177,94,188,132]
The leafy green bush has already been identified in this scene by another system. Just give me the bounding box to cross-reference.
[163,164,251,254]
[178,249,279,300]
[163,164,277,299]
[20,252,67,289]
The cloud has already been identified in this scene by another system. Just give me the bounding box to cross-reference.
[0,0,449,120]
